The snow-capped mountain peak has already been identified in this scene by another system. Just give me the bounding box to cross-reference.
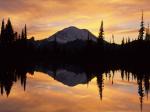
[46,26,97,43]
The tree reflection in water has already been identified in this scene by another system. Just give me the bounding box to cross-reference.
[0,62,149,112]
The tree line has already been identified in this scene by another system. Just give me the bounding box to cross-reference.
[0,12,150,64]
[0,18,27,47]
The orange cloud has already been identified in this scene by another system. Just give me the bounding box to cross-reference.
[0,0,150,43]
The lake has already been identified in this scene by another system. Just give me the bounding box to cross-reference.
[0,64,149,112]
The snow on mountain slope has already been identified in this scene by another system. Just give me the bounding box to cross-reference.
[45,26,97,43]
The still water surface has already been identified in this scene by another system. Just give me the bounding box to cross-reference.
[0,69,149,112]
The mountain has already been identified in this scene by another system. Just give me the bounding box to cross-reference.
[35,64,93,86]
[38,26,97,45]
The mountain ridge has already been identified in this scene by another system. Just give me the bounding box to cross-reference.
[37,26,98,46]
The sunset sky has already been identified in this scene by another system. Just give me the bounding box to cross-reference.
[0,0,150,43]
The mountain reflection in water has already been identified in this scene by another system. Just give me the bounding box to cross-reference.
[0,63,149,112]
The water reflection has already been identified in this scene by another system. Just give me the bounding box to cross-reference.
[0,65,27,96]
[0,63,150,112]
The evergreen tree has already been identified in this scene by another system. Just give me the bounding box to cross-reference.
[24,24,27,40]
[21,29,25,40]
[0,19,5,43]
[98,20,104,40]
[138,11,145,40]
[122,37,125,45]
[21,24,27,40]
[145,24,150,41]
[5,18,14,44]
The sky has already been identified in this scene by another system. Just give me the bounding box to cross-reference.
[0,0,150,43]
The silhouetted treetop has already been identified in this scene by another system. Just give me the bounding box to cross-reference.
[98,20,104,40]
[138,11,145,40]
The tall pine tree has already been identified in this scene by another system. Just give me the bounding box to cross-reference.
[21,29,25,40]
[24,24,27,40]
[138,11,145,40]
[21,24,27,40]
[5,18,14,44]
[98,20,104,40]
[0,19,5,43]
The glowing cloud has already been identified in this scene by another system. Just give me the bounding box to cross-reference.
[0,0,150,43]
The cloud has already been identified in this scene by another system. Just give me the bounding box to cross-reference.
[0,0,150,43]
